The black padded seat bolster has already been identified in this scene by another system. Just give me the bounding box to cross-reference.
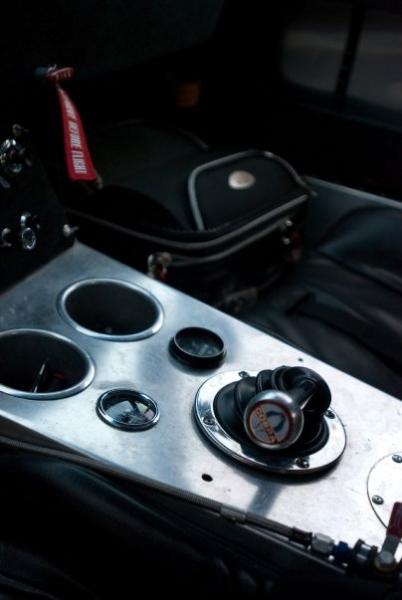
[65,122,205,229]
[316,206,402,295]
[79,121,211,229]
[0,453,299,599]
[89,121,208,186]
[239,207,402,400]
[240,259,402,399]
[0,453,397,599]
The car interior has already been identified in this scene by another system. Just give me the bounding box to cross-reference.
[0,1,401,598]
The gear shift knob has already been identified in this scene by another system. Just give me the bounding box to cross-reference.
[244,389,305,450]
[196,367,346,474]
[243,367,330,451]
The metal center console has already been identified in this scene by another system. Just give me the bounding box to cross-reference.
[0,241,401,561]
[0,126,401,581]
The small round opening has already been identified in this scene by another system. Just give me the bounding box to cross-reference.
[0,329,94,399]
[59,279,163,340]
[201,473,213,482]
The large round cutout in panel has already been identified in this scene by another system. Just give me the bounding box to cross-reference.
[59,278,163,341]
[0,329,94,399]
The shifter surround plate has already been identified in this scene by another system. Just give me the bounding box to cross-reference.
[195,371,347,474]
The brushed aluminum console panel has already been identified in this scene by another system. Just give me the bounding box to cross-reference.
[0,242,400,554]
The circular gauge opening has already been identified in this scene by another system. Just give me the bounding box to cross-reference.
[170,327,226,369]
[59,279,163,340]
[0,329,94,399]
[97,389,159,431]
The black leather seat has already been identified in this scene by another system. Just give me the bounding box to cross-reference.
[238,206,402,399]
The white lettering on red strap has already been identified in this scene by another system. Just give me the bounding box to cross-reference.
[57,87,97,182]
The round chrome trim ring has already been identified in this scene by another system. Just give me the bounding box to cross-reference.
[97,389,160,431]
[58,278,164,341]
[0,328,95,400]
[195,370,347,475]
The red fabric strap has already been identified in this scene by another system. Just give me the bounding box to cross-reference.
[46,67,98,182]
[387,502,402,539]
[56,86,97,181]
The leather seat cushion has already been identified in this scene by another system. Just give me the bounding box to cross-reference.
[239,207,402,399]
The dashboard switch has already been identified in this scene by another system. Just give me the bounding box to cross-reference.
[0,228,13,248]
[20,227,37,251]
[0,138,32,178]
[19,213,39,251]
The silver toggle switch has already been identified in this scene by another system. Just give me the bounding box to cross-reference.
[0,138,27,177]
[20,227,37,251]
[1,228,12,248]
[19,213,39,251]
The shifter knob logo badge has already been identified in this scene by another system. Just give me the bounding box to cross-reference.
[245,400,292,447]
[243,389,304,450]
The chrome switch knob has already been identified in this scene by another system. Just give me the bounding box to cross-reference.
[0,228,13,248]
[20,227,37,251]
[0,138,32,177]
[19,213,39,251]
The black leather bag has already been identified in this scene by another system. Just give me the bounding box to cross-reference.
[72,138,311,301]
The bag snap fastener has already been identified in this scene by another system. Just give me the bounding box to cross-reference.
[228,170,256,190]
